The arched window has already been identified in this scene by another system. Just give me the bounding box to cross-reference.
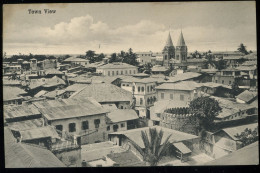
[138,86,141,92]
[150,86,153,92]
[141,87,144,92]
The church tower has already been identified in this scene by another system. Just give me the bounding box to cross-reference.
[162,32,175,67]
[175,31,188,63]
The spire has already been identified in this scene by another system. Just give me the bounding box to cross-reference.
[165,32,174,47]
[177,31,186,46]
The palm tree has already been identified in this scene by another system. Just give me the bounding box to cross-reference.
[128,128,172,166]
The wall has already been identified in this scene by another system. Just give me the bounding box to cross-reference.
[49,113,107,145]
[212,75,235,86]
[98,67,138,76]
[106,121,127,133]
[54,148,81,167]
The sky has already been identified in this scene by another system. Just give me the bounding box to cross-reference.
[3,2,257,55]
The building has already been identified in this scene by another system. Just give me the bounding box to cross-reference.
[175,31,188,64]
[4,127,66,168]
[236,90,258,104]
[108,126,200,162]
[136,51,153,65]
[155,81,202,104]
[162,33,175,67]
[63,56,89,67]
[96,62,138,76]
[211,123,258,159]
[106,109,139,132]
[70,83,133,109]
[120,77,157,117]
[200,82,232,97]
[3,86,28,105]
[33,98,109,145]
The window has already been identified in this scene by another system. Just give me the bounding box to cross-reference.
[170,94,173,100]
[121,123,125,128]
[82,121,89,130]
[164,55,167,60]
[222,80,224,84]
[140,98,143,105]
[126,84,129,86]
[108,71,110,76]
[133,70,136,74]
[161,93,164,99]
[138,87,141,92]
[56,125,63,131]
[147,86,149,92]
[113,124,119,132]
[116,71,119,75]
[121,71,123,75]
[112,71,114,76]
[147,98,150,105]
[69,123,76,132]
[229,81,232,85]
[150,86,153,92]
[120,106,124,109]
[107,126,110,131]
[94,119,100,128]
[215,80,218,83]
[180,95,184,101]
[122,84,125,86]
[141,87,144,92]
[125,70,128,74]
[129,70,131,74]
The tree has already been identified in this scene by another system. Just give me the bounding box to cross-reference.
[86,50,96,63]
[215,59,226,70]
[235,126,258,147]
[237,43,249,55]
[231,81,241,97]
[109,53,120,63]
[121,48,139,66]
[143,63,153,74]
[128,128,172,166]
[189,96,222,131]
[96,53,105,62]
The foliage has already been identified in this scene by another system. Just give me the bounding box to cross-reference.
[3,54,57,63]
[128,128,172,166]
[237,43,249,55]
[231,81,241,97]
[191,50,202,59]
[143,63,153,74]
[189,96,222,131]
[235,126,258,147]
[215,59,226,70]
[109,53,121,63]
[121,48,139,66]
[85,50,96,63]
[96,53,105,62]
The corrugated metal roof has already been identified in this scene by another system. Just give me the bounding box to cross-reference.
[3,86,27,101]
[33,98,108,120]
[122,76,157,84]
[109,126,198,148]
[70,83,133,103]
[7,118,45,131]
[97,63,137,69]
[236,90,258,103]
[173,142,192,154]
[156,81,201,91]
[4,104,41,120]
[20,126,59,141]
[106,109,138,123]
[166,72,202,83]
[4,127,66,168]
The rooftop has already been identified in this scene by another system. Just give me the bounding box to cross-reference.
[215,123,258,141]
[29,76,66,89]
[43,89,66,98]
[121,76,157,83]
[236,90,258,103]
[109,126,199,148]
[63,56,89,62]
[235,66,257,71]
[3,86,27,101]
[223,56,244,60]
[20,126,60,141]
[156,81,201,91]
[152,100,189,114]
[7,118,45,131]
[4,104,41,121]
[151,65,168,72]
[106,109,139,123]
[97,62,137,69]
[4,127,66,168]
[33,98,108,121]
[70,83,133,103]
[205,141,258,165]
[65,83,87,91]
[200,82,232,89]
[166,72,202,83]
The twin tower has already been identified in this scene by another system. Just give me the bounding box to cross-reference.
[162,31,188,67]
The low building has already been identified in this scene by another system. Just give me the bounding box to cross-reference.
[151,65,168,75]
[106,109,139,132]
[236,90,258,104]
[166,72,203,83]
[4,127,66,168]
[63,56,89,67]
[70,83,133,109]
[200,82,232,97]
[33,98,109,145]
[155,81,202,104]
[96,62,138,76]
[3,86,28,105]
[108,126,200,162]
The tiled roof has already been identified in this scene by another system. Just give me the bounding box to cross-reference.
[215,123,258,141]
[4,104,41,120]
[4,127,66,168]
[70,83,133,103]
[34,90,48,97]
[33,98,108,120]
[3,86,27,101]
[106,109,139,123]
[152,100,189,114]
[20,126,60,141]
[102,104,118,112]
[241,60,257,66]
[107,151,145,167]
[7,118,45,131]
[121,76,157,83]
[236,90,258,103]
[64,56,89,62]
[29,76,66,89]
[45,68,64,75]
[109,126,199,148]
[156,81,201,90]
[3,79,21,86]
[90,76,120,84]
[65,83,88,91]
[43,89,66,98]
[235,66,257,71]
[201,82,231,89]
[97,63,137,69]
[151,65,168,72]
[205,141,258,165]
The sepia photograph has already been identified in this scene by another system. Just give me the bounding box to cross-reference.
[2,1,258,167]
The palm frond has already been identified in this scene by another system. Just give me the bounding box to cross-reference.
[154,129,164,156]
[127,139,145,158]
[157,134,172,159]
[141,130,150,150]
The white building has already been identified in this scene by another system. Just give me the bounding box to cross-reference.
[96,63,138,76]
